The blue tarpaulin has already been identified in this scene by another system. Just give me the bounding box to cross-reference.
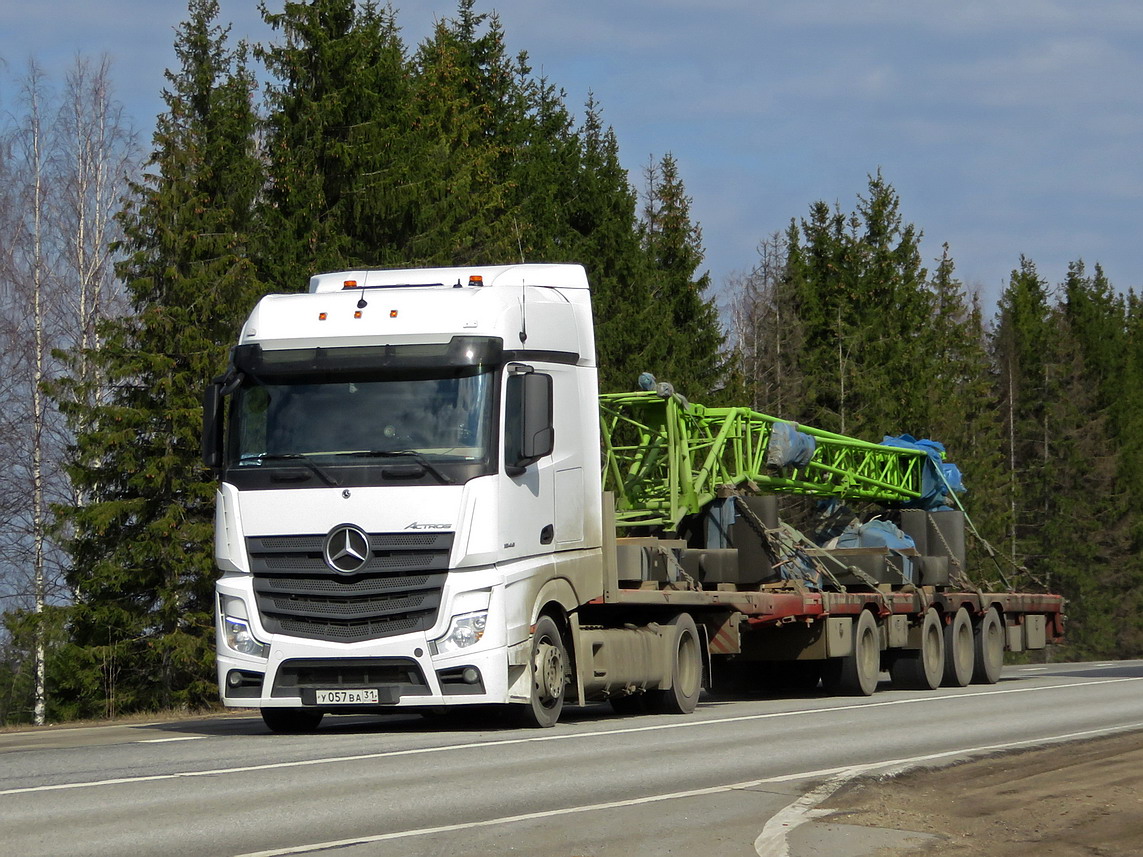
[767,421,817,468]
[880,434,965,510]
[834,518,916,551]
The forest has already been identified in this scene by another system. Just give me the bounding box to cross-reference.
[0,0,1139,726]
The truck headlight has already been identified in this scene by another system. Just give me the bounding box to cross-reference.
[431,611,488,656]
[221,597,269,658]
[223,616,269,658]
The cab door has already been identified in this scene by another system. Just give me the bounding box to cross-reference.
[498,365,556,562]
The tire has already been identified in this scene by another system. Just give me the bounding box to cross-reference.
[827,610,880,697]
[845,609,881,696]
[646,613,703,714]
[972,607,1004,685]
[517,614,568,728]
[942,607,974,687]
[889,607,944,690]
[261,707,324,733]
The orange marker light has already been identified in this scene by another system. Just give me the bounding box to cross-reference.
[318,312,328,321]
[354,310,363,319]
[390,310,398,318]
[468,275,484,287]
[342,279,358,289]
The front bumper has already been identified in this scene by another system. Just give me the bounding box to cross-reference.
[216,573,511,710]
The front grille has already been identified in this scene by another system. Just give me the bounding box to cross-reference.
[272,658,430,698]
[248,532,453,643]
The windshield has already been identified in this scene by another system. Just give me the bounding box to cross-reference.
[227,368,496,483]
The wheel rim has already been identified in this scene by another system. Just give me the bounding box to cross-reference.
[534,637,564,708]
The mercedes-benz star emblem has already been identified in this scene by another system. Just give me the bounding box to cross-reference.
[323,525,370,574]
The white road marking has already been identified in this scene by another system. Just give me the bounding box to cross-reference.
[753,771,857,857]
[137,737,207,744]
[3,675,1141,798]
[229,723,1143,857]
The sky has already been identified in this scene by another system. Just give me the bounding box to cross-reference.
[2,0,1142,312]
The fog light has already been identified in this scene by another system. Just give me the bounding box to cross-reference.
[462,667,480,685]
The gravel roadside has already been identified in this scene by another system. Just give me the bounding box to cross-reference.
[818,730,1143,856]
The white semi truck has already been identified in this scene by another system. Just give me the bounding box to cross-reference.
[203,263,1063,731]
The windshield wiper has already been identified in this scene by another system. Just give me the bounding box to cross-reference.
[338,450,455,484]
[249,454,338,487]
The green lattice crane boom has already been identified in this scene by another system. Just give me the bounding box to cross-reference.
[600,391,930,532]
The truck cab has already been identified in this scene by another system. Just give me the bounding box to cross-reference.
[204,264,605,729]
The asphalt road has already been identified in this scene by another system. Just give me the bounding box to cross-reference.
[2,660,1141,857]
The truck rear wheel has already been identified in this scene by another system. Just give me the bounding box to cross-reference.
[826,610,880,696]
[942,607,974,687]
[518,614,568,728]
[972,607,1004,684]
[261,707,324,733]
[646,613,703,714]
[889,607,944,690]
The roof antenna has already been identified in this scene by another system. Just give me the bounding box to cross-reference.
[519,280,528,344]
[357,270,369,308]
[513,217,525,265]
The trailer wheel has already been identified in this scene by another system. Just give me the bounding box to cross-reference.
[829,610,880,696]
[942,607,974,687]
[972,607,1004,685]
[647,613,703,714]
[889,607,944,690]
[518,615,568,728]
[261,708,323,733]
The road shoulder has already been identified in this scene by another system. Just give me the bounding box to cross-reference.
[811,730,1143,856]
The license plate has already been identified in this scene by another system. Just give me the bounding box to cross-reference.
[314,688,379,705]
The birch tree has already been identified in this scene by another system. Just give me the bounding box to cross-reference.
[0,57,135,725]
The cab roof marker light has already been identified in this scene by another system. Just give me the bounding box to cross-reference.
[469,275,484,287]
[342,279,358,289]
[318,312,328,320]
[390,310,398,318]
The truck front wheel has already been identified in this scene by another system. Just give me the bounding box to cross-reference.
[518,615,568,728]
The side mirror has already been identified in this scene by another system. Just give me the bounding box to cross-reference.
[505,370,553,476]
[202,381,224,469]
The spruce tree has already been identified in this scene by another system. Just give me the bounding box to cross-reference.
[924,246,1008,583]
[505,67,583,263]
[405,2,523,264]
[569,98,654,393]
[258,0,412,286]
[53,0,262,716]
[640,153,725,400]
[1047,262,1131,656]
[991,257,1056,583]
[1116,293,1143,655]
[784,174,930,438]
